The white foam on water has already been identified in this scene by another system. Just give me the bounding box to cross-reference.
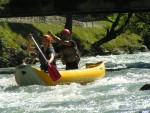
[0,52,150,113]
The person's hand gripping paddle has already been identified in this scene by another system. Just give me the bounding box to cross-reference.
[30,35,61,81]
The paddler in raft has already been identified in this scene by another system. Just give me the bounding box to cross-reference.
[27,34,56,71]
[48,29,80,70]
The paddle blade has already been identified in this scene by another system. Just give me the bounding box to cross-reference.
[48,64,61,81]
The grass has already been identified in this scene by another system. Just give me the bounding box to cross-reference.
[101,33,143,52]
[0,21,143,54]
[0,22,22,49]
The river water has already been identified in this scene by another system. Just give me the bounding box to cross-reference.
[0,52,150,113]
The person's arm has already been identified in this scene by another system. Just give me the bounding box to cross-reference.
[47,31,61,43]
[47,31,72,46]
[46,52,55,64]
[27,34,36,53]
[60,40,72,46]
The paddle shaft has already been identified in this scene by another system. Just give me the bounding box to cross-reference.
[31,36,48,63]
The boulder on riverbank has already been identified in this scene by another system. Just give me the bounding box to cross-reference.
[0,47,27,68]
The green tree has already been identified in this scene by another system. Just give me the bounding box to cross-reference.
[0,0,10,9]
[129,12,150,49]
[129,12,150,36]
[91,13,133,51]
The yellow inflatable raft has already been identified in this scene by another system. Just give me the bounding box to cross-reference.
[15,61,105,86]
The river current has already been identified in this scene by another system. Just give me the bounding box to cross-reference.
[0,52,150,113]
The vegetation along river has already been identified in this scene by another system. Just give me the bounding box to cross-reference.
[0,52,150,113]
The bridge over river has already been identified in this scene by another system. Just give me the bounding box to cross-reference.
[0,0,150,18]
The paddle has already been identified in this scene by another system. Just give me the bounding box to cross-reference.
[30,35,61,81]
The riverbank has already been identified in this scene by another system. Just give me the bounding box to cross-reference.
[0,16,149,67]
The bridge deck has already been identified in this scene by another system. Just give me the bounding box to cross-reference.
[0,0,150,18]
